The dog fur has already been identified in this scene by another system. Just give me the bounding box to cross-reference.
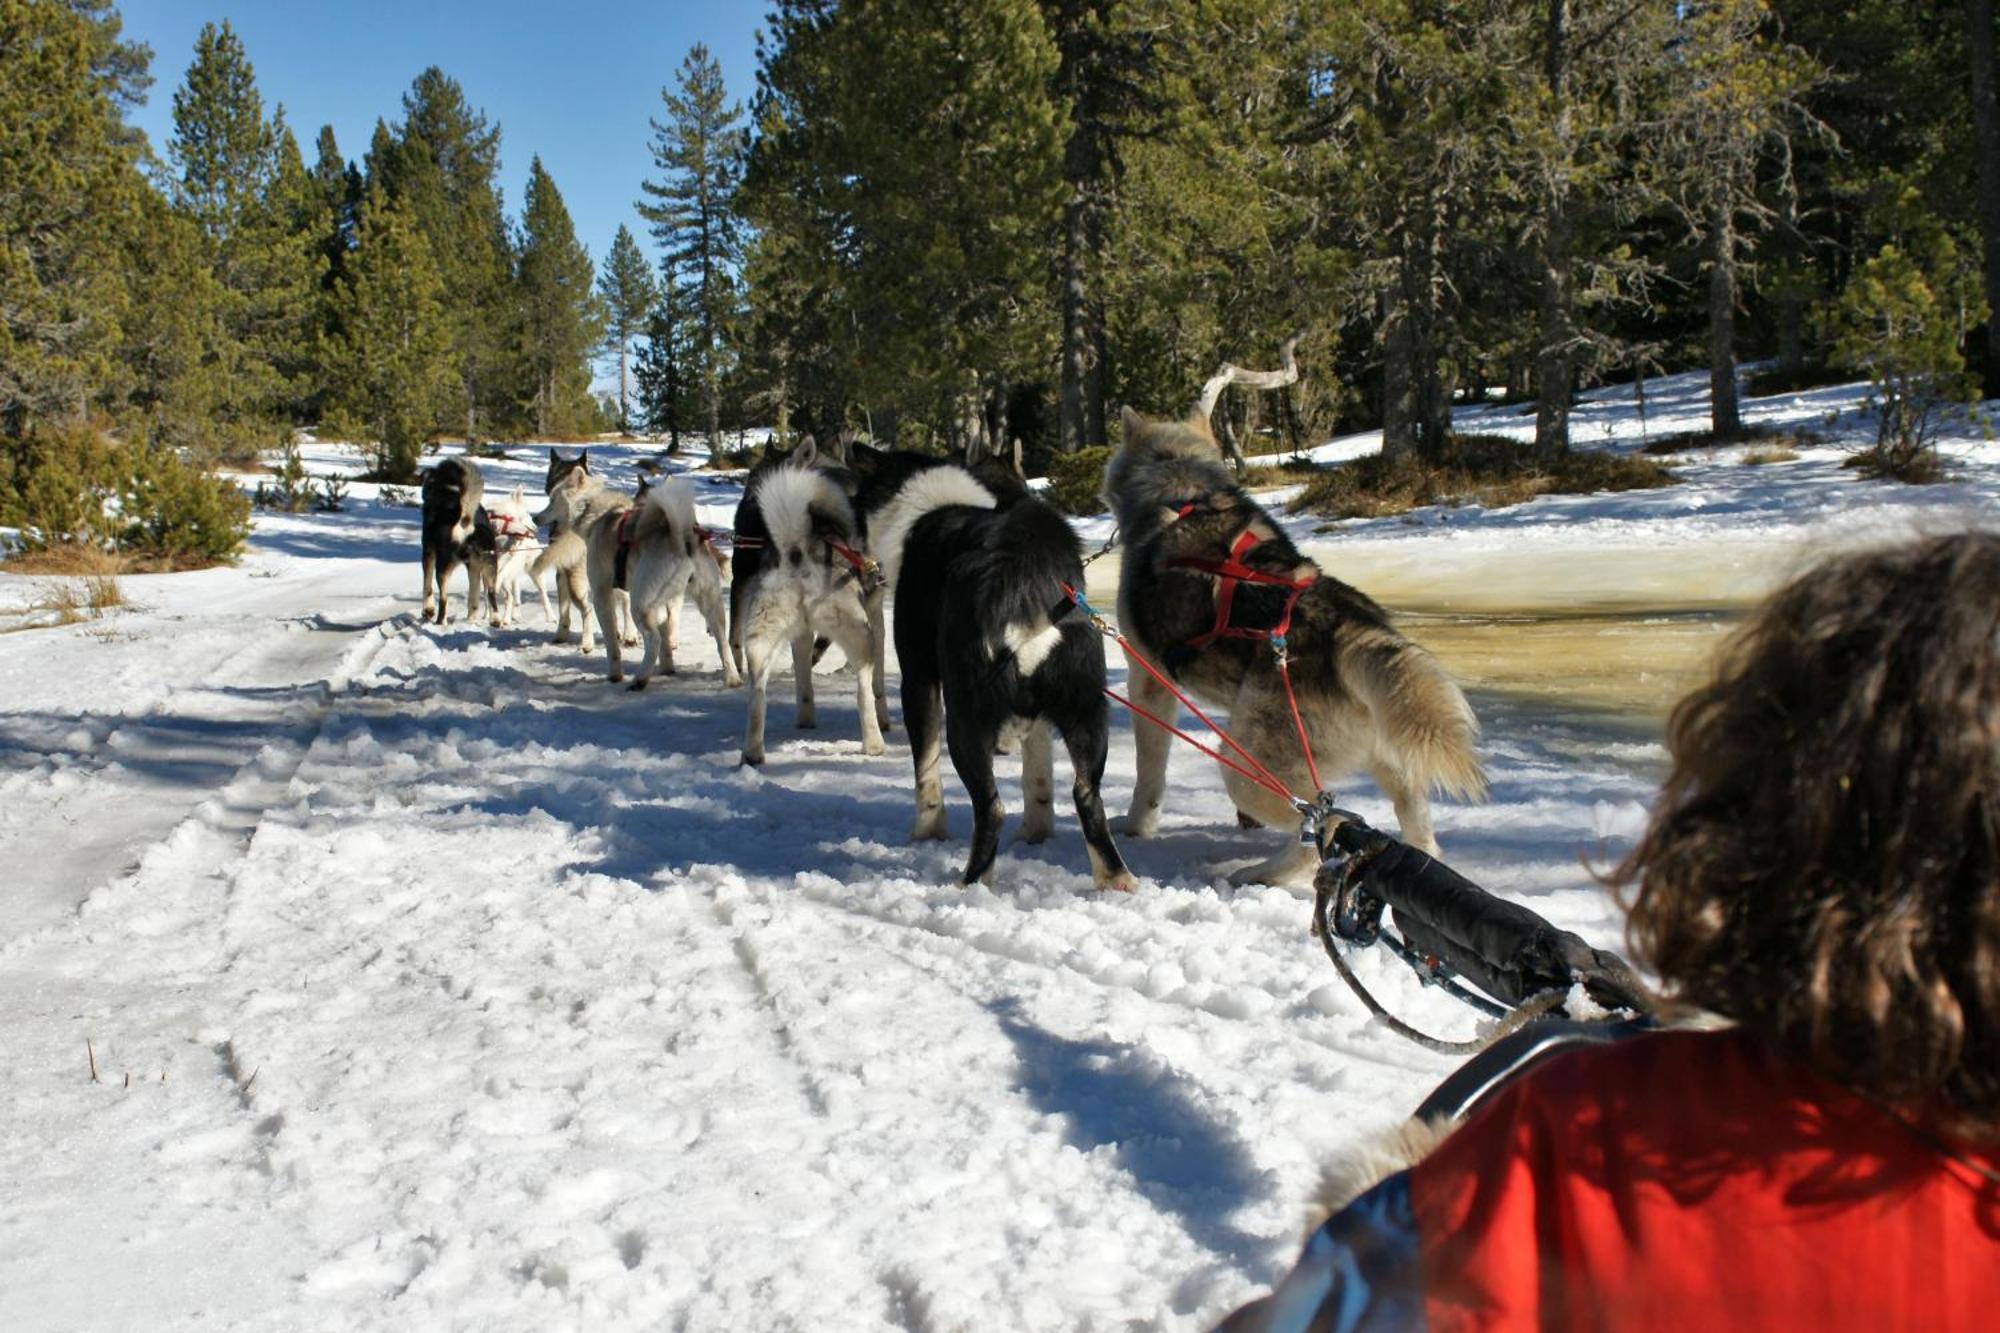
[1103,407,1485,885]
[860,451,1134,890]
[532,467,637,660]
[609,477,739,689]
[735,458,886,765]
[421,457,493,623]
[532,448,634,650]
[484,486,554,628]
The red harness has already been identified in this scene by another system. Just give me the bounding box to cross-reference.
[1169,526,1319,652]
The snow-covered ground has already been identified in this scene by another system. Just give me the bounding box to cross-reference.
[2,372,1995,1330]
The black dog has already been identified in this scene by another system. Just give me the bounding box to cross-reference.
[728,437,842,679]
[854,451,1134,890]
[421,457,493,623]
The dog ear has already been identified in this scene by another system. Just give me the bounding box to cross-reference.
[1118,406,1150,452]
[577,449,590,472]
[511,485,524,503]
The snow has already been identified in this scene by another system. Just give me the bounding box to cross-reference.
[2,374,1996,1330]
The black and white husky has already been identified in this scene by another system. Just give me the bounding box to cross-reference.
[855,451,1134,890]
[421,457,492,623]
[735,454,887,765]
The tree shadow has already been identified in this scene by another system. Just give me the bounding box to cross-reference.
[987,995,1272,1267]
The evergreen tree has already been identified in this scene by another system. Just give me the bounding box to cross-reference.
[514,157,604,437]
[634,279,691,448]
[164,20,318,458]
[0,0,143,437]
[596,224,658,430]
[326,186,456,479]
[374,69,515,441]
[639,43,747,453]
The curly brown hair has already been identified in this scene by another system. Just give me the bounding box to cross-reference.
[1617,532,2000,1133]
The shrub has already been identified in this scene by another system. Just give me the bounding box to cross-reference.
[1045,446,1113,516]
[1,424,250,566]
[1289,433,1675,520]
[1823,225,1987,482]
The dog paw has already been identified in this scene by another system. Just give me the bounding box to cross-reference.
[795,710,817,729]
[862,738,887,757]
[723,673,743,689]
[740,750,765,767]
[607,672,624,684]
[911,811,948,841]
[1017,815,1054,845]
[1116,813,1159,839]
[1096,870,1139,893]
[627,678,648,692]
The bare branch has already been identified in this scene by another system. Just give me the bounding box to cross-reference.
[1191,334,1303,426]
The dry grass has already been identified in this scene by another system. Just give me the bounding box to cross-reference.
[1640,424,1822,456]
[2,543,123,576]
[1844,447,1950,484]
[0,573,126,634]
[1288,433,1676,520]
[1740,447,1800,466]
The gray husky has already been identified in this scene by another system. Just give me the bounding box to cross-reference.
[532,449,634,652]
[1103,407,1485,885]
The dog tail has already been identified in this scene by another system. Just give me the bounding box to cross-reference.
[1340,627,1487,802]
[637,476,699,550]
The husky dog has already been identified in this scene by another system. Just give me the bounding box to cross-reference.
[532,448,629,648]
[421,457,492,623]
[483,486,554,628]
[582,476,738,688]
[532,467,636,658]
[736,457,887,765]
[858,451,1134,890]
[1104,407,1485,884]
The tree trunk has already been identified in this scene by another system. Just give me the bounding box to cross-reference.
[1059,185,1091,454]
[1708,185,1742,440]
[1967,0,2000,397]
[617,338,630,431]
[1533,0,1574,460]
[1381,286,1417,464]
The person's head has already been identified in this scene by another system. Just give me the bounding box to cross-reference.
[1619,532,2000,1132]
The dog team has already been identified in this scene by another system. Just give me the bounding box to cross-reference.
[418,387,1486,893]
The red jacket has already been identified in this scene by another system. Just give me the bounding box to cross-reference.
[1226,1028,2000,1331]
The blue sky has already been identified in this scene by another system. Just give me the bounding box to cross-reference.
[121,0,767,271]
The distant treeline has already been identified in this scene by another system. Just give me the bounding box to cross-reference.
[4,0,1998,493]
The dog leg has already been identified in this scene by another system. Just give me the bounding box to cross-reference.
[618,589,639,648]
[422,549,438,620]
[949,717,1004,886]
[699,578,740,688]
[791,626,817,729]
[1061,703,1135,891]
[1220,765,1318,888]
[1373,763,1441,858]
[630,605,663,690]
[595,584,624,682]
[1118,647,1178,837]
[905,672,948,841]
[742,632,775,765]
[1018,720,1055,844]
[833,619,887,757]
[660,586,682,677]
[867,593,893,731]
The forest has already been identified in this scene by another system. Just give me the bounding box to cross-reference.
[3,0,1997,561]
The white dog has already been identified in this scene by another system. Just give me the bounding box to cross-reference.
[736,461,886,765]
[532,469,636,658]
[483,486,554,628]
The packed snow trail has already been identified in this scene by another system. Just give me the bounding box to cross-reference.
[5,373,1989,1329]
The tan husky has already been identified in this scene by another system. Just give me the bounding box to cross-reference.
[1102,394,1485,886]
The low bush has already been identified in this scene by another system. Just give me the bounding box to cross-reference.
[1045,446,1113,515]
[1,423,251,567]
[1288,433,1675,520]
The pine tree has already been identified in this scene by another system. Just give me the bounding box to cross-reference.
[596,224,658,430]
[639,43,747,454]
[0,0,140,437]
[374,69,515,441]
[634,280,691,449]
[514,157,604,437]
[326,186,456,479]
[164,20,318,458]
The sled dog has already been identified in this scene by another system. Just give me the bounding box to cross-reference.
[858,450,1134,890]
[532,467,637,659]
[533,448,632,649]
[1103,407,1485,884]
[482,486,554,628]
[735,454,887,765]
[582,475,736,688]
[421,457,493,623]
